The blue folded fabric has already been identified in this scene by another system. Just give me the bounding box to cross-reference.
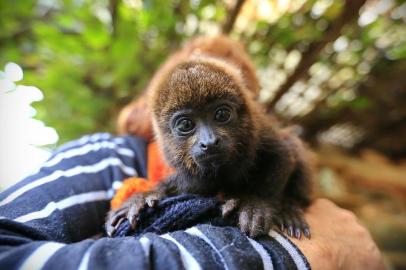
[0,133,310,270]
[112,194,236,237]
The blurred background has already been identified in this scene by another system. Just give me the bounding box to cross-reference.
[0,0,405,268]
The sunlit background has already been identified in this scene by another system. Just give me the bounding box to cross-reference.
[0,63,58,187]
[0,0,405,268]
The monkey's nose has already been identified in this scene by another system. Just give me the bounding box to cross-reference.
[199,138,220,151]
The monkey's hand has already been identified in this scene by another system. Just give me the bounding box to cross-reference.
[233,199,275,238]
[274,203,311,239]
[105,191,162,237]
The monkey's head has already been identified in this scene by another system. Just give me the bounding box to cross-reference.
[150,58,261,177]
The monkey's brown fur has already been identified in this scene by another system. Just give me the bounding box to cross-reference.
[117,35,260,141]
[151,57,260,176]
[108,35,313,238]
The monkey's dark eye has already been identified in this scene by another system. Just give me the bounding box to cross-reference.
[175,117,195,134]
[214,107,231,123]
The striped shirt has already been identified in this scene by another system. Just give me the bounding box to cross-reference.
[0,133,310,270]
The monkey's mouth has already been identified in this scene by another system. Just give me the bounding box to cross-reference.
[194,153,225,167]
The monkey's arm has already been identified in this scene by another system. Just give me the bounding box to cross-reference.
[260,136,296,197]
[269,133,313,239]
[229,132,312,239]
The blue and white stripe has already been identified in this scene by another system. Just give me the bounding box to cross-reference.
[0,133,310,270]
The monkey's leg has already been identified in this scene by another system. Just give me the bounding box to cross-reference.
[105,191,162,237]
[270,130,313,239]
[233,134,297,238]
[275,158,313,240]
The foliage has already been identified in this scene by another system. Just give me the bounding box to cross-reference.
[0,0,224,143]
[1,0,405,154]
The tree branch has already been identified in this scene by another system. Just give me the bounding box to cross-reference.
[222,0,246,34]
[265,0,367,112]
[109,0,119,37]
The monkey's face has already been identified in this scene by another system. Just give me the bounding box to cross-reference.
[169,99,239,170]
[152,60,260,176]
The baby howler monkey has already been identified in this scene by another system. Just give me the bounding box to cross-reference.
[107,36,313,238]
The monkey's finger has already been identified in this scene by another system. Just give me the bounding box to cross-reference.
[274,217,285,233]
[291,209,311,239]
[116,217,126,228]
[127,204,141,229]
[291,215,303,240]
[283,214,294,237]
[263,210,273,234]
[221,199,239,218]
[108,208,128,227]
[303,227,311,239]
[105,208,128,237]
[146,195,159,208]
[280,222,285,233]
[294,228,301,239]
[146,198,158,208]
[300,217,311,239]
[287,225,294,238]
[250,212,264,238]
[106,224,116,237]
[135,196,149,212]
[107,217,126,237]
[239,209,252,235]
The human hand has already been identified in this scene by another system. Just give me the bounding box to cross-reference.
[290,198,386,270]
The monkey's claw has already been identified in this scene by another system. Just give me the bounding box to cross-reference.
[145,193,160,208]
[105,192,161,237]
[105,207,129,237]
[275,206,310,239]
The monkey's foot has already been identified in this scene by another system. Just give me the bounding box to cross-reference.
[237,199,275,238]
[274,204,310,239]
[105,192,161,237]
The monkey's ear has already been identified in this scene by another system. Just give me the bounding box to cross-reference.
[117,94,154,142]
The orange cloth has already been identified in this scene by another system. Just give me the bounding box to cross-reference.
[147,141,175,184]
[110,142,174,210]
